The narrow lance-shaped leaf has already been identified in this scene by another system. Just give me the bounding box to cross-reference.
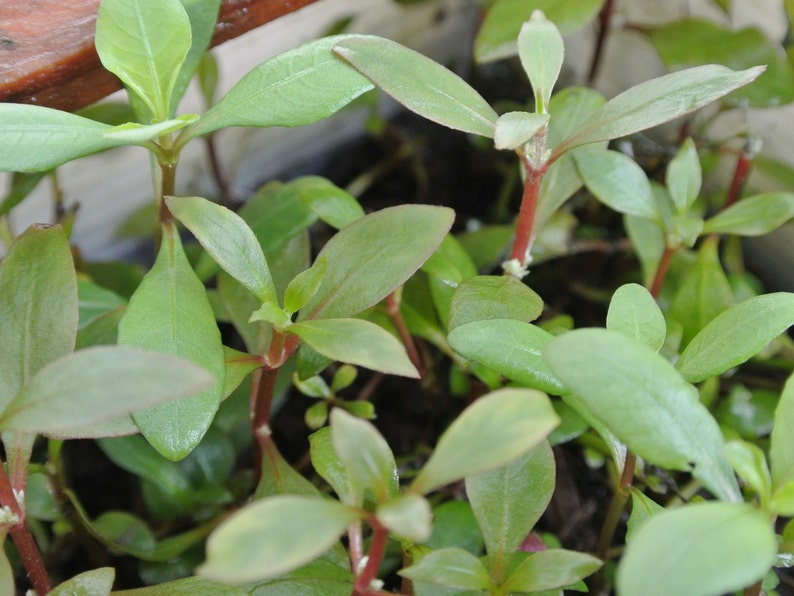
[333,35,498,138]
[552,65,764,160]
[518,10,565,113]
[702,192,794,236]
[666,137,701,214]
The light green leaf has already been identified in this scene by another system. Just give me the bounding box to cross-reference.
[676,292,794,383]
[221,346,261,401]
[574,148,658,219]
[448,319,564,394]
[118,224,225,460]
[183,36,374,140]
[544,329,740,502]
[377,494,433,542]
[244,557,353,595]
[504,549,602,592]
[666,138,701,214]
[494,112,549,150]
[102,115,199,143]
[606,283,666,351]
[199,496,360,583]
[703,192,794,236]
[309,427,356,505]
[50,567,114,596]
[726,440,772,503]
[291,176,365,229]
[411,389,559,494]
[167,195,276,305]
[333,36,498,138]
[330,408,398,505]
[95,0,192,120]
[249,302,291,328]
[625,488,664,542]
[0,225,77,411]
[771,373,794,493]
[290,319,418,378]
[285,257,329,315]
[448,275,544,330]
[617,503,777,596]
[399,548,493,590]
[114,576,247,596]
[300,204,454,320]
[0,531,12,596]
[624,214,665,288]
[518,11,564,113]
[0,172,46,216]
[552,65,764,159]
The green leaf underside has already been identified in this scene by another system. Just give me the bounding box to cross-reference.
[183,35,374,140]
[411,388,559,494]
[199,496,359,583]
[606,283,666,350]
[333,35,498,138]
[552,64,764,159]
[118,224,225,460]
[544,329,740,502]
[617,503,777,596]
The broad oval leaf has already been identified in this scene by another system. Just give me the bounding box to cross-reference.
[410,388,559,495]
[504,549,602,592]
[617,503,777,596]
[182,36,374,140]
[399,547,493,590]
[606,283,666,350]
[552,65,764,159]
[50,567,115,596]
[376,494,432,542]
[167,195,276,305]
[449,275,544,330]
[299,204,454,320]
[544,329,740,502]
[702,192,794,236]
[290,318,418,378]
[199,496,360,583]
[0,346,213,436]
[518,11,564,113]
[675,292,794,383]
[333,35,498,138]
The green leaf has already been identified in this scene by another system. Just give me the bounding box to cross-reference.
[675,292,794,383]
[647,19,794,108]
[114,576,247,596]
[199,496,360,583]
[102,115,199,143]
[309,427,356,505]
[771,374,794,494]
[574,148,658,219]
[333,36,498,137]
[245,557,354,595]
[411,389,559,495]
[299,205,454,320]
[475,0,604,63]
[95,0,192,120]
[625,488,664,542]
[703,192,794,236]
[544,329,740,502]
[448,275,544,330]
[377,494,433,542]
[399,548,493,590]
[465,442,555,572]
[217,272,272,355]
[666,138,701,214]
[290,318,418,378]
[0,171,46,217]
[330,408,398,504]
[50,567,114,596]
[0,225,77,410]
[726,440,772,503]
[221,346,261,401]
[249,302,291,328]
[606,283,666,351]
[167,195,277,305]
[552,65,764,159]
[118,224,225,460]
[183,36,374,140]
[518,11,565,113]
[0,346,214,436]
[617,503,777,596]
[494,112,549,150]
[624,214,665,288]
[503,549,602,592]
[291,176,365,229]
[448,319,564,394]
[284,257,329,315]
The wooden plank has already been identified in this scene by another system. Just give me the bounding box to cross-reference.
[0,0,320,112]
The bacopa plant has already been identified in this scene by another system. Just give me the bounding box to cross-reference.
[1,0,794,594]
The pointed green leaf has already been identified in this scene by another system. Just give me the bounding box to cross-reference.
[183,36,374,140]
[50,567,114,596]
[771,373,794,493]
[399,548,493,590]
[377,494,432,542]
[102,114,199,143]
[0,171,46,217]
[617,503,777,596]
[290,319,418,378]
[518,11,564,113]
[118,224,225,460]
[625,488,664,542]
[504,549,602,592]
[113,577,246,596]
[726,440,772,503]
[95,0,192,120]
[291,176,365,229]
[0,225,77,410]
[449,275,544,330]
[494,112,549,150]
[676,292,794,383]
[448,319,564,394]
[285,256,329,315]
[199,496,360,583]
[574,148,658,219]
[544,329,740,501]
[703,192,794,236]
[411,389,559,494]
[300,204,454,320]
[249,301,291,328]
[221,346,261,400]
[167,195,276,305]
[309,427,356,505]
[606,283,666,351]
[624,214,666,287]
[333,36,498,137]
[666,138,701,214]
[552,65,764,159]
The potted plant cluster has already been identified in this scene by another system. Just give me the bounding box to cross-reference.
[1,0,794,594]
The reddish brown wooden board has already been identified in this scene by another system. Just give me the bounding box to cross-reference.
[0,0,319,112]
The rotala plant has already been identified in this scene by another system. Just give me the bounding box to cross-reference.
[1,0,794,594]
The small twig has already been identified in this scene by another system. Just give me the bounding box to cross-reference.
[385,292,425,378]
[724,139,761,208]
[587,0,616,85]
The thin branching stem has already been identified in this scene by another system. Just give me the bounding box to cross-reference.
[385,291,425,378]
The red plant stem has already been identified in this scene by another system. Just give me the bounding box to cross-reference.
[251,366,279,484]
[649,245,676,299]
[385,292,425,378]
[353,518,389,595]
[724,142,756,208]
[509,160,547,268]
[587,0,616,85]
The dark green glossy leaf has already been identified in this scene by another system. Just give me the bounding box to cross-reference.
[425,501,484,555]
[606,283,665,350]
[449,275,544,330]
[703,192,794,236]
